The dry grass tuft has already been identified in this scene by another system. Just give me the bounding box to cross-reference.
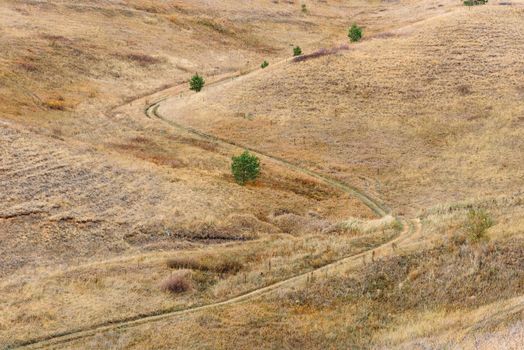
[195,17,237,36]
[326,215,400,235]
[457,84,472,95]
[40,33,72,44]
[167,14,179,25]
[166,254,244,274]
[269,212,331,234]
[17,60,39,72]
[161,273,192,294]
[124,53,163,66]
[44,98,67,111]
[293,44,350,62]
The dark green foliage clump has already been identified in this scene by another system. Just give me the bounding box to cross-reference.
[464,0,488,5]
[293,46,302,56]
[348,24,363,42]
[231,150,260,185]
[261,60,269,69]
[189,73,205,92]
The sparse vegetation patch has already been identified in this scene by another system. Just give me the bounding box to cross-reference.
[196,18,236,35]
[464,208,493,243]
[301,4,307,13]
[167,255,244,274]
[464,0,488,5]
[125,53,162,66]
[281,239,524,346]
[44,97,66,111]
[293,44,349,62]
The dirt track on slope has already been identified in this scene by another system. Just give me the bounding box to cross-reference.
[11,56,420,350]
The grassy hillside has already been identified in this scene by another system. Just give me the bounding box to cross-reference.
[1,0,523,349]
[58,192,524,349]
[163,4,524,214]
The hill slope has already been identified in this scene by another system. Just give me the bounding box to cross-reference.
[161,4,524,214]
[1,1,523,349]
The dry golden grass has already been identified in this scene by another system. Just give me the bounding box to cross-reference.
[61,194,522,349]
[1,0,523,348]
[0,221,399,346]
[2,0,403,285]
[162,4,524,215]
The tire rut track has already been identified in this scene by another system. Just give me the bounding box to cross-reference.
[12,220,417,350]
[10,56,419,350]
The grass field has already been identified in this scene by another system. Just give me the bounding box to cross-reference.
[1,0,523,349]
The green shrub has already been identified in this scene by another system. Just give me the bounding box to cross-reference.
[464,0,488,5]
[301,4,307,13]
[348,24,363,43]
[465,208,493,243]
[189,73,205,92]
[261,60,269,69]
[293,46,302,56]
[231,150,260,185]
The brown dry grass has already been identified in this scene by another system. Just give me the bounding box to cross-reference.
[1,0,523,348]
[61,194,523,349]
[166,255,244,274]
[0,222,399,346]
[43,99,67,111]
[161,272,193,294]
[0,1,377,339]
[162,4,524,216]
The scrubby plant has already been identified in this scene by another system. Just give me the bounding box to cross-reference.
[231,150,260,185]
[464,0,488,5]
[348,24,363,42]
[161,273,192,294]
[465,208,493,243]
[301,4,307,13]
[293,46,302,56]
[261,60,269,69]
[189,73,205,92]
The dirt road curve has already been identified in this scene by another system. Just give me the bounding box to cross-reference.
[11,60,420,350]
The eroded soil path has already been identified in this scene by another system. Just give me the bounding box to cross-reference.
[11,57,421,350]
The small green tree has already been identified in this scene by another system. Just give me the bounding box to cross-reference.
[261,60,269,69]
[348,24,363,42]
[465,208,493,243]
[301,4,307,13]
[293,46,302,56]
[189,73,205,92]
[231,150,260,185]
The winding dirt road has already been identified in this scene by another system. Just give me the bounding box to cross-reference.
[11,60,421,350]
